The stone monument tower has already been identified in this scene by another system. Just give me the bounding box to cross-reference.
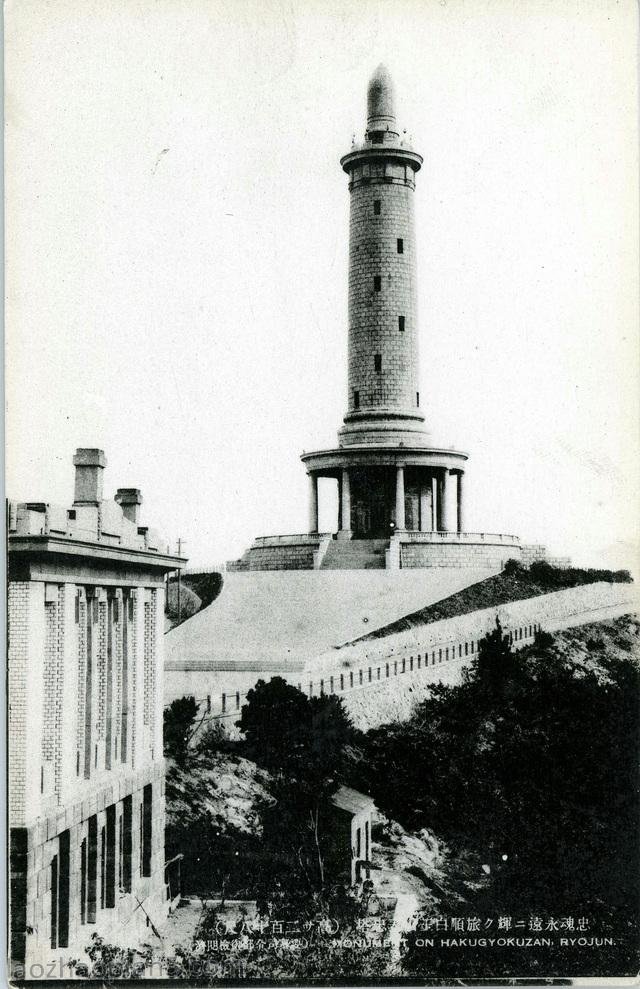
[230,66,520,571]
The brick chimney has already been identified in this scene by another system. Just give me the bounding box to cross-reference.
[73,448,107,505]
[115,488,143,525]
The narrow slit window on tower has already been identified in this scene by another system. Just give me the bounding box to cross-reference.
[398,315,405,332]
[374,275,381,292]
[353,390,360,409]
[397,238,404,253]
[373,200,381,214]
[416,391,420,407]
[374,354,382,374]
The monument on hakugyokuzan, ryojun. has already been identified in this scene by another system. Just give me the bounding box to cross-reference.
[165,67,532,708]
[229,64,521,573]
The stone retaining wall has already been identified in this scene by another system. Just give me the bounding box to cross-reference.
[241,543,317,571]
[400,541,520,569]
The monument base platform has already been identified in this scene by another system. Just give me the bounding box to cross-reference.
[227,531,522,572]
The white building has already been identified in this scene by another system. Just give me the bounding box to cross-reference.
[8,449,185,975]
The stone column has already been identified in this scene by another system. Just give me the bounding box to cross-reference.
[436,471,445,531]
[340,468,351,532]
[395,465,406,530]
[437,467,452,532]
[419,479,433,532]
[440,470,454,532]
[456,472,465,533]
[308,473,318,534]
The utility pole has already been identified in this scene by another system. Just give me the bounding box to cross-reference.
[176,537,186,623]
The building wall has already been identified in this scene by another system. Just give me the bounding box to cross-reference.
[11,767,166,973]
[8,570,169,972]
[520,544,572,568]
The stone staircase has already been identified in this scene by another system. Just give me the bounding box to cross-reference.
[320,538,388,570]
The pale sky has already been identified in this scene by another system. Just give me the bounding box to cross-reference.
[5,0,639,572]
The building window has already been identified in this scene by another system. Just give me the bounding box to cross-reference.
[118,817,123,890]
[139,805,144,876]
[373,200,381,214]
[397,238,404,253]
[100,826,106,909]
[372,132,383,144]
[399,315,405,332]
[356,827,362,858]
[50,855,58,949]
[105,805,116,908]
[87,816,97,923]
[416,391,420,407]
[80,839,87,925]
[374,353,382,374]
[353,390,359,409]
[122,796,132,893]
[373,275,381,292]
[58,831,70,947]
[142,784,152,877]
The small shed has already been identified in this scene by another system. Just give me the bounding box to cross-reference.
[328,785,376,885]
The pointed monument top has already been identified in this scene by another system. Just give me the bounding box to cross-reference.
[367,63,395,130]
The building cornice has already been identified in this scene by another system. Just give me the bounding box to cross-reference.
[8,534,185,573]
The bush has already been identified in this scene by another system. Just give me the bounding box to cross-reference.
[166,581,201,624]
[502,558,522,575]
[164,695,200,764]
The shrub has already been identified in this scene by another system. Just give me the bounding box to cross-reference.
[502,558,522,575]
[166,581,201,624]
[164,695,200,764]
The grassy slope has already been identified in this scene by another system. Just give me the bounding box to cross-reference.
[165,572,223,629]
[357,562,633,642]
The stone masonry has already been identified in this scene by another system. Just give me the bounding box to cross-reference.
[347,178,419,418]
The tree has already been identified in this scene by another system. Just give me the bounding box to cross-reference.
[238,677,354,783]
[470,616,524,697]
[163,695,202,764]
[238,678,357,896]
[238,677,311,774]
